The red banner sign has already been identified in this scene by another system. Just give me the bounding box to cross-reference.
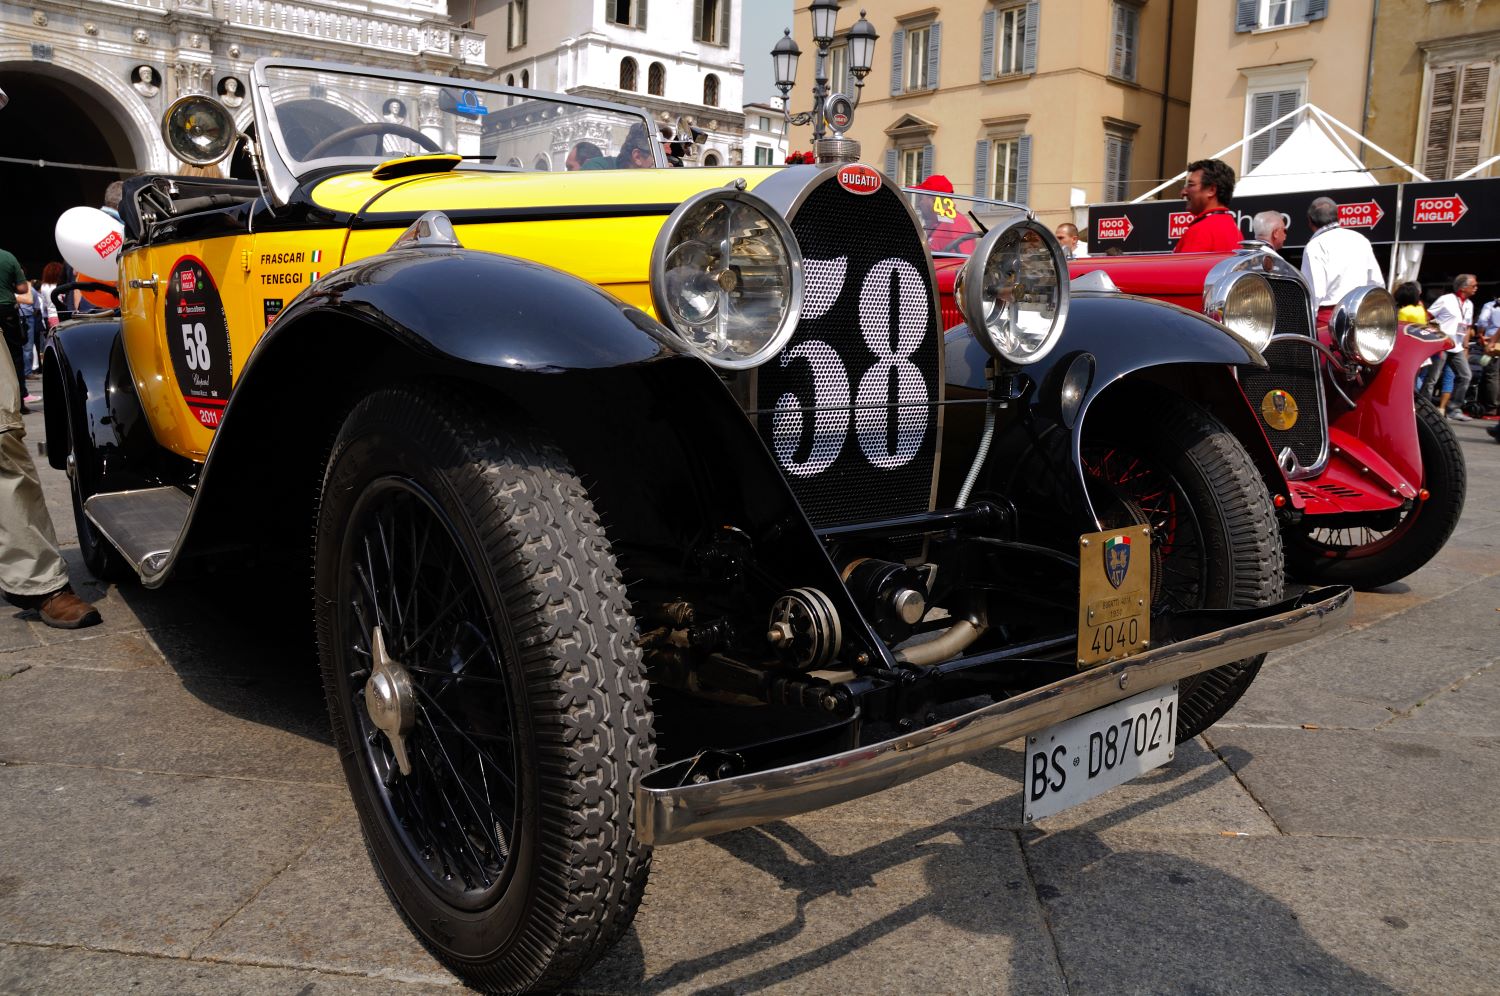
[1168,211,1194,240]
[1338,201,1384,228]
[1095,216,1134,241]
[93,230,122,260]
[1410,195,1468,225]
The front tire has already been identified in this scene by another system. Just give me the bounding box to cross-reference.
[314,386,654,993]
[1285,398,1466,590]
[1083,391,1284,742]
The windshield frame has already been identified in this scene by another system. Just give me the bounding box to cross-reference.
[249,58,663,205]
[901,187,1033,259]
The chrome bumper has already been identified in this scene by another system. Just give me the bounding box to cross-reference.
[636,586,1352,846]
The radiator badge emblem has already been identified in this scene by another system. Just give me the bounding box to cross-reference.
[1262,389,1299,430]
[836,163,882,195]
[1103,534,1132,590]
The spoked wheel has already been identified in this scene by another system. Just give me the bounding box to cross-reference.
[1286,398,1466,590]
[314,386,654,993]
[1082,391,1284,742]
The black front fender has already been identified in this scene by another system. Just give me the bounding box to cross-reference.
[945,293,1268,538]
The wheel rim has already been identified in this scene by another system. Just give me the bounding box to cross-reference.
[1294,506,1419,561]
[1083,446,1210,613]
[337,476,521,911]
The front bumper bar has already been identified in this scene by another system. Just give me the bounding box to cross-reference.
[636,586,1352,845]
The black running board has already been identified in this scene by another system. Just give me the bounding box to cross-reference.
[83,487,191,584]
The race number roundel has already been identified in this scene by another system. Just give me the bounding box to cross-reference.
[164,256,233,430]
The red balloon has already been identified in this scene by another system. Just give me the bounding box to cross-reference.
[77,274,119,309]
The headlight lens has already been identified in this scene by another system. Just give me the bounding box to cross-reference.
[650,188,802,370]
[959,220,1069,365]
[1207,272,1276,352]
[1335,286,1398,365]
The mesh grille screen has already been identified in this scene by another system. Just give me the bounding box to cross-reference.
[757,178,940,528]
[1238,278,1327,468]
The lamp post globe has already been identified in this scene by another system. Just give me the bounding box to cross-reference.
[809,0,840,46]
[772,29,801,91]
[847,11,879,78]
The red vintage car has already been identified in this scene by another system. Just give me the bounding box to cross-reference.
[915,187,1465,590]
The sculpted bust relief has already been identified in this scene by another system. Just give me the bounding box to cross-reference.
[219,76,244,108]
[132,65,160,98]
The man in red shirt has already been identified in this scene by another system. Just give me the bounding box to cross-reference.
[1173,159,1244,254]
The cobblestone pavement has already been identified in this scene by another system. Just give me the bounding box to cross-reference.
[3,385,1498,994]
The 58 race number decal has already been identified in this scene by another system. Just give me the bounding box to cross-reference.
[165,256,233,429]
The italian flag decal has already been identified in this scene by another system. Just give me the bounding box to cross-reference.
[311,250,322,262]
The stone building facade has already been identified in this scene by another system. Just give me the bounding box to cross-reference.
[474,0,746,166]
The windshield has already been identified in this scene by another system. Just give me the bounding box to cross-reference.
[904,189,1030,256]
[256,63,659,177]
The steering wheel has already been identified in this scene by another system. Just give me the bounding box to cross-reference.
[940,231,980,253]
[305,122,441,159]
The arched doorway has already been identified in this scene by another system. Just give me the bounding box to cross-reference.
[0,59,154,276]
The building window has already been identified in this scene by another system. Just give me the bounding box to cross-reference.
[648,62,665,96]
[907,26,931,91]
[704,150,721,166]
[1104,131,1134,201]
[507,0,527,49]
[1245,87,1302,171]
[974,135,1031,203]
[608,0,645,28]
[758,115,771,131]
[829,43,851,96]
[755,146,774,165]
[703,73,720,107]
[521,69,530,89]
[1422,60,1494,179]
[696,0,729,47]
[1110,3,1138,82]
[1235,0,1326,32]
[620,57,638,92]
[891,22,942,94]
[982,3,1038,79]
[999,6,1027,75]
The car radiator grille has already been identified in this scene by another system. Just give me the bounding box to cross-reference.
[1237,277,1327,473]
[755,177,941,529]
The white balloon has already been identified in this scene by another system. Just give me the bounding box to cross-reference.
[55,206,124,284]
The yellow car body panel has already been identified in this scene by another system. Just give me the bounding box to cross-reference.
[120,165,779,460]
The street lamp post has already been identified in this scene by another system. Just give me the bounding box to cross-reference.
[773,6,878,165]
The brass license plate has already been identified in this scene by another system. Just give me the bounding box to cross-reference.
[1077,525,1151,668]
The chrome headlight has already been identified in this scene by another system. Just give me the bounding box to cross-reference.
[1205,272,1276,352]
[958,220,1069,365]
[1332,285,1398,365]
[650,188,802,370]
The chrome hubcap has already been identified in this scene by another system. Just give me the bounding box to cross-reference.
[364,626,416,776]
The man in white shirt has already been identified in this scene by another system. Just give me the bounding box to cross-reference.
[1426,274,1477,421]
[1251,210,1287,252]
[1054,223,1088,260]
[1300,197,1383,317]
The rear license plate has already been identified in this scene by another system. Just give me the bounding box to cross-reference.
[1023,683,1178,823]
[1077,525,1151,668]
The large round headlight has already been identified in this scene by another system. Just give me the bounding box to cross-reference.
[1206,272,1276,352]
[650,188,802,370]
[1333,285,1398,365]
[161,94,238,166]
[958,219,1069,365]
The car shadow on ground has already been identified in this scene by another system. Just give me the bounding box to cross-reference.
[582,742,1396,995]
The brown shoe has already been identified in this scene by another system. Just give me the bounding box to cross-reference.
[37,588,102,629]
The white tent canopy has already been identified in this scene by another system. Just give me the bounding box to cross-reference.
[1235,116,1379,196]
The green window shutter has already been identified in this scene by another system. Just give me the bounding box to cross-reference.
[922,144,935,180]
[890,29,906,95]
[1305,0,1328,21]
[693,0,704,41]
[1235,0,1258,31]
[1015,135,1032,205]
[719,0,731,47]
[638,0,648,29]
[886,148,899,177]
[980,8,996,80]
[926,22,941,89]
[974,140,990,198]
[1022,2,1039,74]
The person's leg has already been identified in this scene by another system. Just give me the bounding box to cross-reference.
[1436,357,1455,415]
[1481,359,1500,412]
[1448,354,1473,415]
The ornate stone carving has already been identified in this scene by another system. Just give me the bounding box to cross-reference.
[133,28,149,45]
[228,44,240,60]
[84,22,99,36]
[32,10,47,27]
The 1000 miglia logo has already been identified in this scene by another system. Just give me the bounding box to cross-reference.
[165,256,233,429]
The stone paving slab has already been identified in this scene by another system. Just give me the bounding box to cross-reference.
[1024,830,1499,995]
[1203,726,1500,841]
[0,763,341,958]
[0,659,337,784]
[577,822,1065,995]
[1386,664,1500,738]
[0,942,453,995]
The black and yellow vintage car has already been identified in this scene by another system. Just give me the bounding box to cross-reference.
[44,61,1350,991]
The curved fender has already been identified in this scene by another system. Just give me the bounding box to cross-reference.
[947,294,1266,532]
[165,248,892,666]
[1328,322,1450,491]
[40,318,157,495]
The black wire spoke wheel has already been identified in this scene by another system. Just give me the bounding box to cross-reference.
[1286,398,1466,590]
[1082,391,1284,742]
[315,386,655,993]
[341,478,519,908]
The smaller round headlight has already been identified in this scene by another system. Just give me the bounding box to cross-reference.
[1207,272,1276,352]
[1333,285,1398,365]
[650,188,802,370]
[959,219,1069,366]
